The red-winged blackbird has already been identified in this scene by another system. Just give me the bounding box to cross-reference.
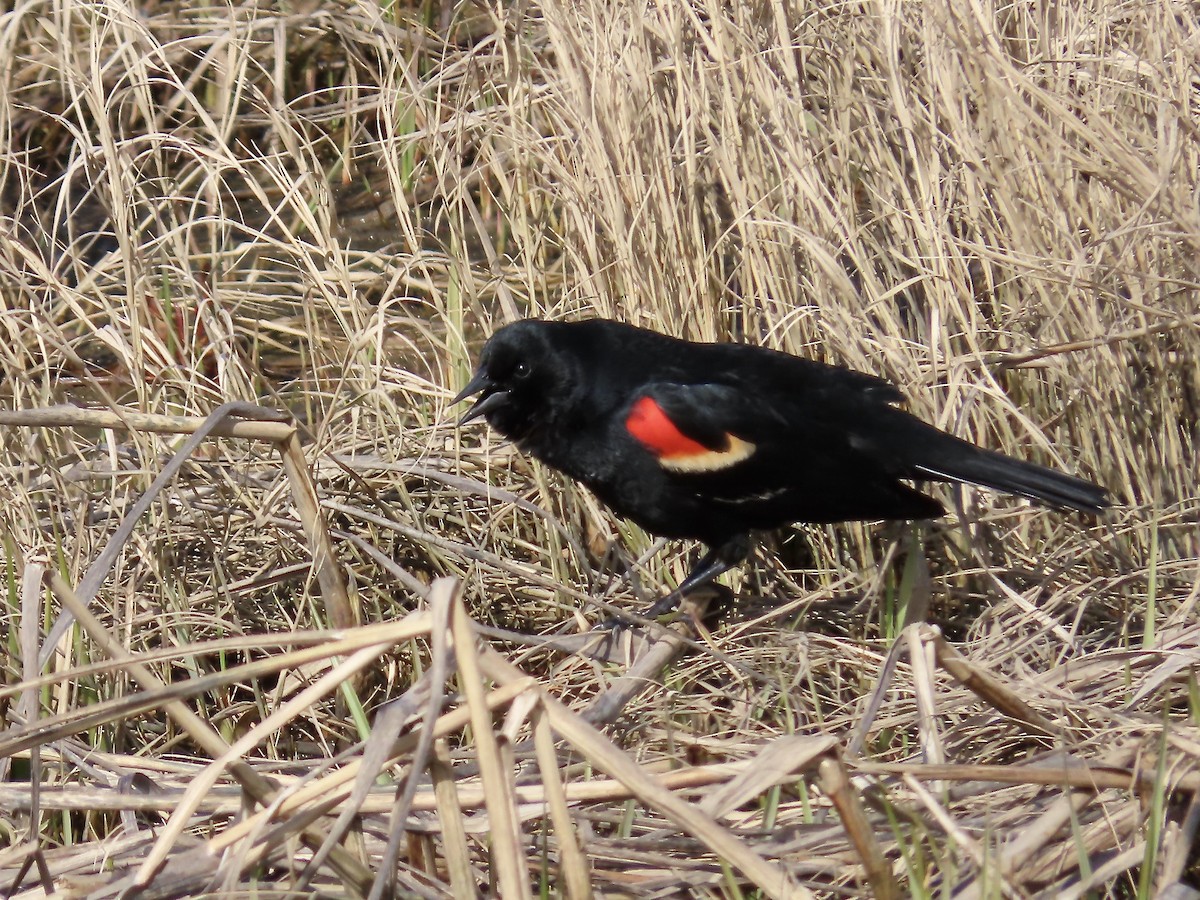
[453,318,1109,615]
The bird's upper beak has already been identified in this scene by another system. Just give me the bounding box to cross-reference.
[451,370,510,425]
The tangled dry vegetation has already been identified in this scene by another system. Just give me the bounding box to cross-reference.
[1,0,1198,896]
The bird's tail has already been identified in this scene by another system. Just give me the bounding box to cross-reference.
[911,441,1109,513]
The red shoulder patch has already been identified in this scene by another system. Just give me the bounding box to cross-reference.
[626,396,708,457]
[626,395,757,472]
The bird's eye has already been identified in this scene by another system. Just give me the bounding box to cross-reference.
[512,361,531,379]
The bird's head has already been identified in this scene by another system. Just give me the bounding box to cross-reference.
[451,320,581,441]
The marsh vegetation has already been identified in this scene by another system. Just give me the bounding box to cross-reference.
[1,0,1198,896]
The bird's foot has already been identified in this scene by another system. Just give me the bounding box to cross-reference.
[592,535,750,630]
[592,586,687,632]
[593,582,735,632]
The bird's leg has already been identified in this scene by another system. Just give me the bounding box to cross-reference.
[638,534,752,620]
[593,535,752,630]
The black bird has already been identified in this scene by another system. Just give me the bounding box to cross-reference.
[453,318,1108,617]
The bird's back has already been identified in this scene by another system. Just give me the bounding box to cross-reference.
[546,320,1106,525]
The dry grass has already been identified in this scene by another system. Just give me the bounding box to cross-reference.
[1,0,1198,896]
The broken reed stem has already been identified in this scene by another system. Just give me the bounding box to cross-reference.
[818,756,901,900]
[532,707,593,899]
[476,644,807,900]
[278,430,357,629]
[2,403,358,649]
[45,571,376,897]
[451,597,533,900]
[849,623,1059,757]
[10,751,1198,818]
[0,758,811,815]
[0,404,296,441]
[853,761,1200,794]
[203,676,534,858]
[581,593,711,726]
[926,626,1058,737]
[430,740,476,896]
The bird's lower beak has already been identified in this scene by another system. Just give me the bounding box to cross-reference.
[451,371,510,426]
[458,389,510,425]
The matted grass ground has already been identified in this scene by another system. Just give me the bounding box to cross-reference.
[1,0,1198,896]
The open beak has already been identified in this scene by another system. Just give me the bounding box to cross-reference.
[451,371,510,425]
